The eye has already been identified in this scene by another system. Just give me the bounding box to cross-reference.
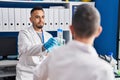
[42,15,45,19]
[35,15,40,18]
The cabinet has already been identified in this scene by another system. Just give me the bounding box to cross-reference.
[0,1,94,41]
[0,60,17,80]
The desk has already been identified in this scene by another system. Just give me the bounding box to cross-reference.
[0,60,17,67]
[115,74,120,80]
[115,78,120,80]
[0,60,17,78]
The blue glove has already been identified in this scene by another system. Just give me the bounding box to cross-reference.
[43,38,59,52]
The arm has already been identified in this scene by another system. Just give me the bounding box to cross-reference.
[33,55,50,80]
[18,30,43,57]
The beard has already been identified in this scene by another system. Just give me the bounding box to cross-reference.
[36,25,43,29]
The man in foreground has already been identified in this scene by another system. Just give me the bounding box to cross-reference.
[33,4,115,80]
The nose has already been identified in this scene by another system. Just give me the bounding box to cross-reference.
[37,17,42,22]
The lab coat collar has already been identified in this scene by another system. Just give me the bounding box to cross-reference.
[28,26,42,44]
[68,40,98,57]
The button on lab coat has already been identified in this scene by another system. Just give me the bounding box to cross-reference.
[16,26,52,80]
[34,40,115,80]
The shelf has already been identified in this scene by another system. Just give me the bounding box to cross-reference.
[0,71,16,78]
[0,60,17,67]
[0,60,17,78]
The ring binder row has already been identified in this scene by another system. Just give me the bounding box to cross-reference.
[0,7,70,32]
[0,2,94,32]
[0,8,32,32]
[43,7,70,31]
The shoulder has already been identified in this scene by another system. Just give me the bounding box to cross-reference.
[43,31,52,37]
[19,26,34,34]
[96,59,115,79]
[94,57,114,74]
[86,57,115,80]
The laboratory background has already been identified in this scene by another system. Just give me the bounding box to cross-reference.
[0,0,119,80]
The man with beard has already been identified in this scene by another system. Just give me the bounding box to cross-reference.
[16,6,59,80]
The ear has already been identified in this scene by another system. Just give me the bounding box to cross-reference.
[95,26,102,38]
[30,17,32,23]
[70,25,74,35]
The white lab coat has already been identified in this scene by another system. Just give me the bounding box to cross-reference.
[34,40,115,80]
[16,26,52,80]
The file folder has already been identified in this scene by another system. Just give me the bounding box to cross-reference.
[2,8,9,31]
[43,8,49,31]
[53,8,59,31]
[20,8,27,30]
[26,8,32,28]
[0,8,2,31]
[8,8,15,31]
[64,9,70,30]
[48,8,54,31]
[59,8,65,30]
[15,8,21,31]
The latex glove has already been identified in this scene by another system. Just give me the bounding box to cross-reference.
[43,38,59,52]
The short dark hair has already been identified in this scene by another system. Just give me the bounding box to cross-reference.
[31,6,44,15]
[72,4,100,38]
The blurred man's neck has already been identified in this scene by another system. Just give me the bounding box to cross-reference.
[75,37,94,46]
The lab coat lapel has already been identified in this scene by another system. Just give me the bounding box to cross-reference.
[29,26,42,44]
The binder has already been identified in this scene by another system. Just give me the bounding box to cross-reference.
[20,8,27,30]
[2,8,9,31]
[8,8,15,31]
[48,8,54,31]
[26,8,32,28]
[43,8,49,31]
[0,8,2,31]
[49,6,64,31]
[53,8,59,31]
[64,9,70,30]
[59,8,65,30]
[15,8,21,31]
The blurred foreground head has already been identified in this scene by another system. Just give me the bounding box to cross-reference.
[71,4,102,40]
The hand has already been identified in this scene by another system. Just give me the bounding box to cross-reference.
[43,38,59,52]
[54,37,65,46]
